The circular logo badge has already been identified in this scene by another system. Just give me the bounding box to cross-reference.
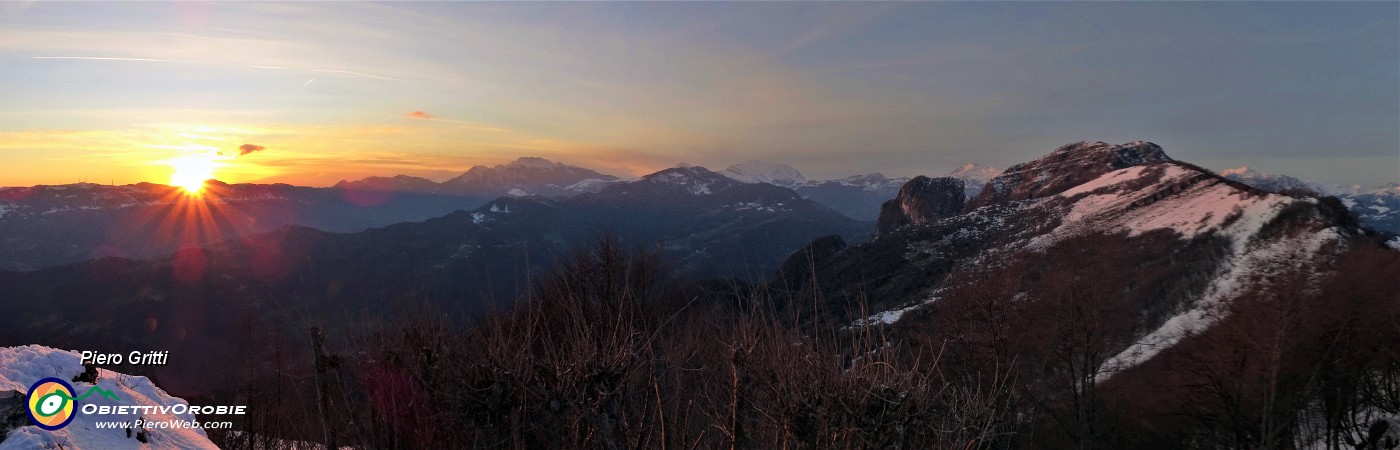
[26,378,77,430]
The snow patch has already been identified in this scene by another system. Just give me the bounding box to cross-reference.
[565,178,622,193]
[1037,165,1294,248]
[728,202,788,213]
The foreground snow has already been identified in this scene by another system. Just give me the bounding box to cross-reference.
[0,345,218,450]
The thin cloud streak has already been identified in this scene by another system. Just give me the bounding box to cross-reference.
[292,79,315,92]
[33,56,169,62]
[309,68,396,81]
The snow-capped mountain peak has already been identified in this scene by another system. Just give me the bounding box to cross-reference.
[440,157,619,197]
[721,161,807,188]
[504,156,567,170]
[641,166,738,195]
[946,163,1002,200]
[1369,182,1400,197]
[1216,166,1319,194]
[947,163,1002,182]
[1219,166,1258,177]
[968,140,1170,210]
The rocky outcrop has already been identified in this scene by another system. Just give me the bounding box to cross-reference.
[964,141,1170,211]
[876,176,966,235]
[0,390,27,439]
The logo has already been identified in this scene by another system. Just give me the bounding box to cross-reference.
[25,378,121,431]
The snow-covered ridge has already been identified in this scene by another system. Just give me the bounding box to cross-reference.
[1039,164,1293,245]
[564,178,628,194]
[0,345,218,449]
[722,161,807,188]
[969,141,1171,211]
[1008,162,1349,380]
[862,159,1351,381]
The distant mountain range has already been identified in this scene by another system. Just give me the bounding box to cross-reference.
[0,164,868,395]
[0,181,492,271]
[1218,166,1400,234]
[333,156,620,197]
[718,161,1003,221]
[2,154,1391,274]
[337,158,1005,222]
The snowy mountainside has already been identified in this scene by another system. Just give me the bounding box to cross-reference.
[721,161,808,188]
[780,141,1362,379]
[1020,163,1350,376]
[621,166,745,197]
[0,345,217,449]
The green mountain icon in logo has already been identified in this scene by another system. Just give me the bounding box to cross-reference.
[79,386,121,402]
[54,385,121,403]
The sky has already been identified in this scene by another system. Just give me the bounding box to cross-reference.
[1,2,1396,188]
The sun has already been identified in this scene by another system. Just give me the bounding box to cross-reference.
[167,156,219,194]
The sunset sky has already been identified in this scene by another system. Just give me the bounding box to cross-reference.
[1,2,1396,188]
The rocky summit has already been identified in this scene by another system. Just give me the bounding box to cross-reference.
[965,140,1171,211]
[876,176,966,235]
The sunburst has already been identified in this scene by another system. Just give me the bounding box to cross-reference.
[166,155,219,195]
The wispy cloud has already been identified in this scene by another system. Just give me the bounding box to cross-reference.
[309,68,396,81]
[33,56,169,62]
[406,111,432,119]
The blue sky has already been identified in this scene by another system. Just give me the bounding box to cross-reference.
[1,2,1395,187]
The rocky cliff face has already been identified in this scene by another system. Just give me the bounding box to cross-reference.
[876,176,966,235]
[965,141,1170,211]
